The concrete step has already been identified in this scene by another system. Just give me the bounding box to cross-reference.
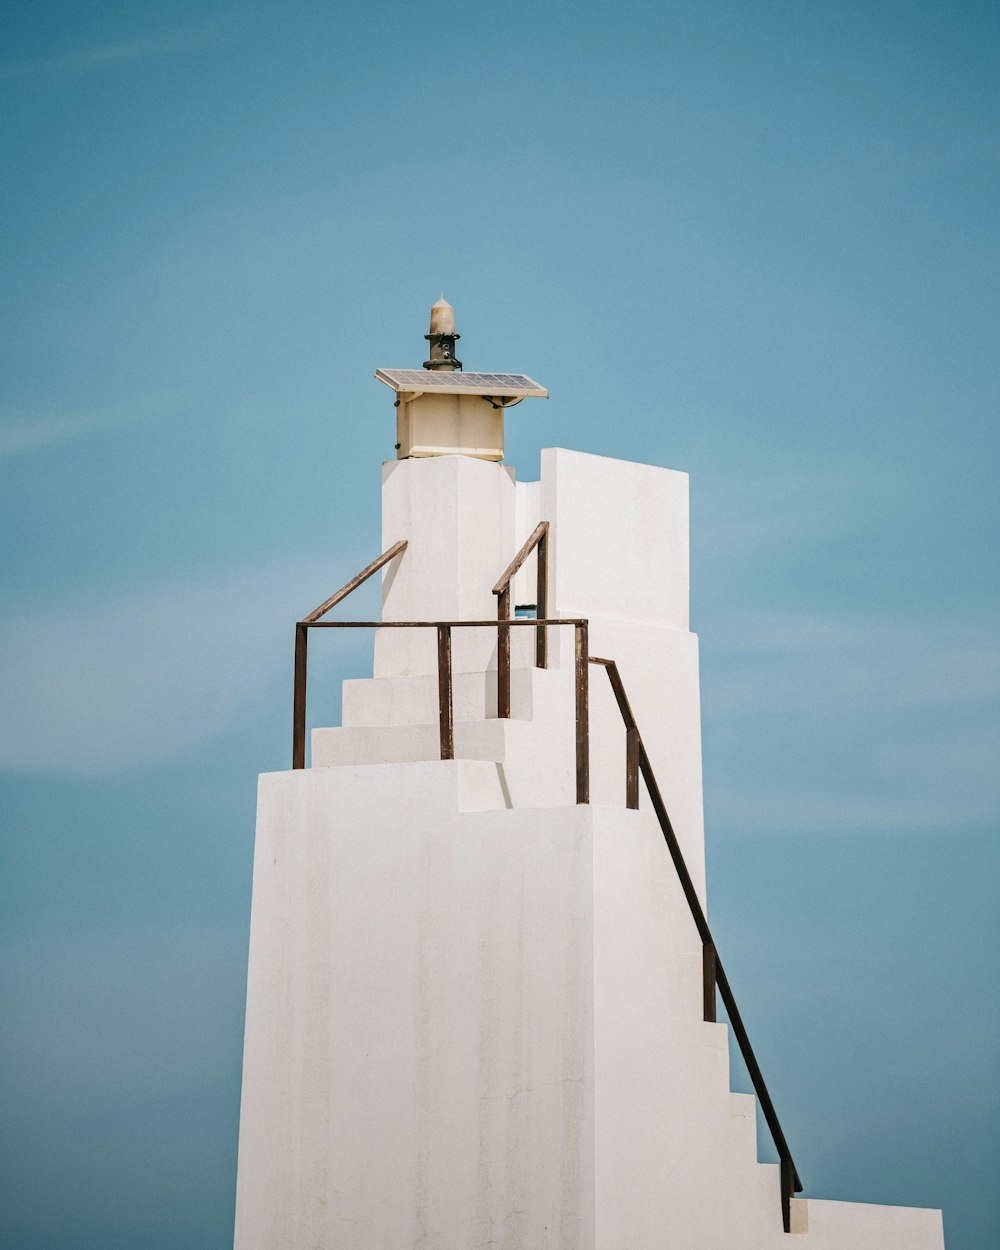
[788,1196,943,1244]
[312,709,580,808]
[312,720,508,768]
[341,664,559,728]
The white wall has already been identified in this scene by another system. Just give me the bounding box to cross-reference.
[376,455,519,678]
[536,447,706,900]
[235,445,944,1250]
[539,446,689,631]
[235,765,943,1250]
[235,762,595,1250]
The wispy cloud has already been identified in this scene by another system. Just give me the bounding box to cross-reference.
[0,417,96,459]
[0,554,371,774]
[0,25,241,83]
[0,392,194,462]
[684,452,1000,835]
[693,460,912,567]
[707,782,1000,836]
[705,610,1000,713]
[701,608,1000,834]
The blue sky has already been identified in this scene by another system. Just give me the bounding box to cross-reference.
[1,1,997,1246]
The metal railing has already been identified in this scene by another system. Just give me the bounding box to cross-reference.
[591,654,803,1232]
[492,521,549,718]
[292,542,408,770]
[294,617,590,803]
[290,543,801,1232]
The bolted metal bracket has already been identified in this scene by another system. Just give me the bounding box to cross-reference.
[423,331,462,371]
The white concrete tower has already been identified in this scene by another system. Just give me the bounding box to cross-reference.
[233,303,945,1249]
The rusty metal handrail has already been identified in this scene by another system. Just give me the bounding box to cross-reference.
[492,522,549,718]
[301,541,408,624]
[293,543,408,767]
[293,617,590,803]
[590,655,803,1232]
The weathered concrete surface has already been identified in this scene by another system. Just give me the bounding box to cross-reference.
[234,449,944,1249]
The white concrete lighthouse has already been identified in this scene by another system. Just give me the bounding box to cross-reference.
[232,302,945,1249]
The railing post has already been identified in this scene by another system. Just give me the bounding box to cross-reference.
[497,587,511,719]
[593,658,639,811]
[437,624,454,760]
[535,526,548,669]
[625,726,639,809]
[492,521,549,685]
[292,623,308,769]
[575,622,589,804]
[702,942,717,1023]
[780,1156,795,1233]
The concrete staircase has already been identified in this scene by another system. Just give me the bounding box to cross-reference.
[239,749,944,1249]
[236,448,945,1248]
[312,662,580,809]
[259,659,948,1249]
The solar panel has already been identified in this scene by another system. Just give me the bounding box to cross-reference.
[375,369,548,399]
